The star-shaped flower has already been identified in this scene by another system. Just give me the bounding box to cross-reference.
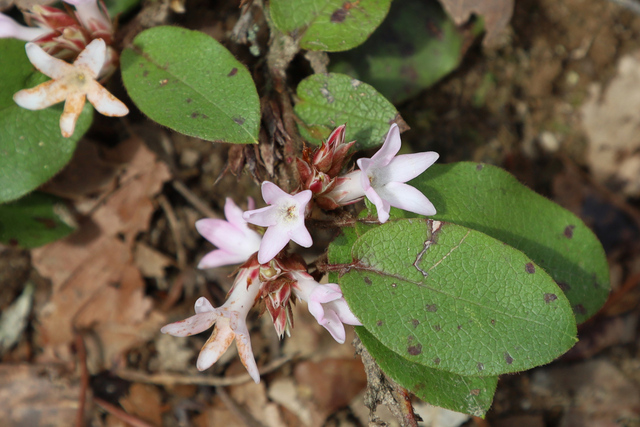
[195,197,262,269]
[13,37,128,138]
[357,124,439,223]
[161,267,262,383]
[243,182,312,264]
[290,271,361,344]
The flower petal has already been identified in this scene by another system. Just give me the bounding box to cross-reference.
[60,92,86,137]
[385,151,439,183]
[197,249,248,269]
[243,205,276,227]
[74,38,106,77]
[377,182,436,217]
[160,311,218,337]
[13,79,67,110]
[0,14,49,41]
[258,225,290,263]
[24,42,74,79]
[223,197,245,227]
[194,296,215,313]
[319,309,346,344]
[327,299,362,326]
[86,81,128,116]
[364,186,391,223]
[196,218,243,248]
[232,322,260,383]
[261,181,289,204]
[289,222,312,248]
[292,189,312,206]
[196,320,235,370]
[370,123,401,167]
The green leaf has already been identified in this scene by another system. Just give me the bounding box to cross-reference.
[0,192,75,248]
[295,72,403,149]
[270,0,392,52]
[357,327,497,417]
[121,26,260,144]
[339,218,577,377]
[0,39,93,203]
[392,162,610,324]
[105,0,141,17]
[330,0,471,104]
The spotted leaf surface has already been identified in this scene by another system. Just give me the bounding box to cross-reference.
[357,327,498,417]
[0,39,93,203]
[339,218,577,377]
[390,162,610,324]
[121,26,260,144]
[0,192,75,248]
[270,0,391,52]
[295,72,404,149]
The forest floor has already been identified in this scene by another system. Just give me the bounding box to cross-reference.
[1,0,640,426]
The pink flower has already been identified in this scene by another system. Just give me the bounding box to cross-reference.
[13,38,128,137]
[243,182,312,264]
[290,271,361,344]
[195,198,262,269]
[0,13,49,41]
[357,124,439,223]
[161,267,261,383]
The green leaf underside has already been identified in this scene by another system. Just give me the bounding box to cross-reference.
[270,0,392,52]
[121,26,260,144]
[392,162,610,324]
[295,72,401,149]
[330,0,466,104]
[0,39,92,203]
[0,192,75,248]
[340,218,577,377]
[357,327,497,417]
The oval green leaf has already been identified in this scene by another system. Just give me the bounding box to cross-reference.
[270,0,391,52]
[121,26,260,144]
[295,72,403,149]
[390,162,610,324]
[357,327,498,417]
[0,39,93,203]
[340,218,577,377]
[0,192,75,248]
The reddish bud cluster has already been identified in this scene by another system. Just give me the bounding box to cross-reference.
[296,125,356,209]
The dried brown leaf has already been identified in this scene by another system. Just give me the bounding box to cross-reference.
[32,138,171,366]
[119,383,164,427]
[0,364,80,427]
[439,0,514,47]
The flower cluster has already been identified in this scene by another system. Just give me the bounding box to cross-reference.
[161,124,438,383]
[1,0,116,76]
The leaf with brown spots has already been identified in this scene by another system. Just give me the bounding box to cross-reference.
[121,26,260,144]
[270,0,392,52]
[335,219,577,377]
[358,327,498,417]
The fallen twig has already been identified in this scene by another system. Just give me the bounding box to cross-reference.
[114,354,294,387]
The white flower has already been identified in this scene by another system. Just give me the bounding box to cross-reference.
[0,13,49,41]
[291,271,361,344]
[357,124,439,223]
[243,181,312,264]
[161,267,262,383]
[13,38,128,137]
[195,198,262,269]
